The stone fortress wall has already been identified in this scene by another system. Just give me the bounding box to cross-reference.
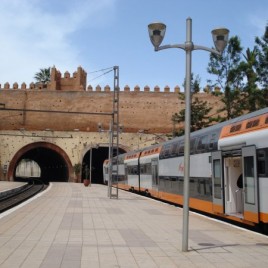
[0,66,223,134]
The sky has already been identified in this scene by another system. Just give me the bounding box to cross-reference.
[0,0,267,91]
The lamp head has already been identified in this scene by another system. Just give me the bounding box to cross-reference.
[211,28,229,53]
[148,22,166,49]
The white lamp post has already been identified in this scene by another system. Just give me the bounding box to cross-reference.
[89,143,99,186]
[148,17,229,252]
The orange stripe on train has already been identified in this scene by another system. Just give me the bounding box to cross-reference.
[220,113,268,139]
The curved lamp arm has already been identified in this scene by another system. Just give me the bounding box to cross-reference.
[155,44,222,56]
[155,44,186,51]
[193,45,222,56]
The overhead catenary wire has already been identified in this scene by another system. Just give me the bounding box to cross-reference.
[87,66,114,83]
[87,66,114,74]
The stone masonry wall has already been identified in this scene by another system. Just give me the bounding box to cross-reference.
[0,88,223,134]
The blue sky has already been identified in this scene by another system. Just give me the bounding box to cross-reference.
[0,0,267,91]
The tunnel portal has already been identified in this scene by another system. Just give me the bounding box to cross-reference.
[82,146,126,184]
[9,142,72,184]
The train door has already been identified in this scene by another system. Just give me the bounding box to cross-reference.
[242,145,259,223]
[223,155,243,218]
[151,158,159,196]
[211,151,224,214]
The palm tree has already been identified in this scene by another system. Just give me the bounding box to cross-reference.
[34,68,51,84]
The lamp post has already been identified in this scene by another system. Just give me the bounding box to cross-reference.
[89,143,99,186]
[148,17,229,252]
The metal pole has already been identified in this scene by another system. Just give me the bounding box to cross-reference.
[108,121,112,197]
[182,17,192,252]
[89,146,92,186]
[148,17,228,253]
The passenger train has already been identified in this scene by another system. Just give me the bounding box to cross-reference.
[103,108,268,232]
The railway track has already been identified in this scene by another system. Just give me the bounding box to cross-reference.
[0,180,46,213]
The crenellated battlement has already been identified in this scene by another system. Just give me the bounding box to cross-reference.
[47,66,87,91]
[0,83,181,92]
[0,66,88,91]
[0,66,219,93]
[86,84,181,93]
[0,82,219,93]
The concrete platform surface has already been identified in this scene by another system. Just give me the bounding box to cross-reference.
[0,183,268,268]
[0,181,27,193]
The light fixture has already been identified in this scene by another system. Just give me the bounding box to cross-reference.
[148,22,166,49]
[211,28,229,53]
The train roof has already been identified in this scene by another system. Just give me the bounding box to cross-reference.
[114,108,268,157]
[166,107,268,144]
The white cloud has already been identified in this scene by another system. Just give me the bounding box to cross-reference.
[0,0,117,86]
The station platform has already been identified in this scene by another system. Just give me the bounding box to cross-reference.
[0,183,268,268]
[0,181,28,197]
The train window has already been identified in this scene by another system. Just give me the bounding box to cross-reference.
[257,149,268,177]
[140,165,145,174]
[252,119,259,127]
[146,163,151,174]
[190,138,196,154]
[208,133,217,150]
[160,144,172,159]
[133,166,138,175]
[178,142,184,156]
[170,142,179,157]
[118,157,124,165]
[246,119,259,129]
[213,159,222,199]
[128,165,138,175]
[265,117,268,124]
[230,124,241,133]
[244,156,255,205]
[246,121,252,129]
[175,142,181,155]
[140,163,152,174]
[196,135,208,152]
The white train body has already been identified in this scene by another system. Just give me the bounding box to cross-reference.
[103,108,268,231]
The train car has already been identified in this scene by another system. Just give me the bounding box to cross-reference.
[215,110,268,227]
[104,108,268,231]
[139,144,162,196]
[103,154,126,186]
[157,124,221,213]
[157,107,268,230]
[114,153,127,188]
[124,151,141,191]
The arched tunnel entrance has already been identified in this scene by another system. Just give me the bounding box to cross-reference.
[8,142,72,184]
[81,146,126,184]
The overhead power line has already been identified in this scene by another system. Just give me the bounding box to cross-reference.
[88,69,114,82]
[87,66,114,82]
[87,66,114,74]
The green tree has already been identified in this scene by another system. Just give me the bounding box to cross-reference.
[172,74,213,136]
[34,67,51,84]
[237,48,266,111]
[207,36,244,120]
[234,24,268,112]
[255,24,268,89]
[254,23,268,106]
[172,97,212,134]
